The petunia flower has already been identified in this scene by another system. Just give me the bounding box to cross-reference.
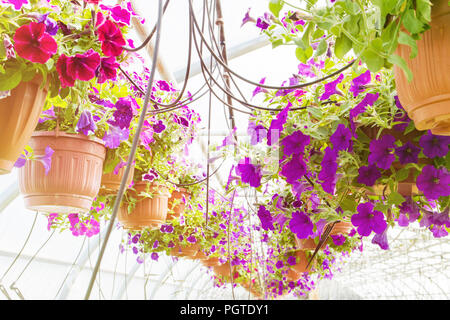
[318,147,338,194]
[349,93,379,133]
[331,234,346,246]
[281,130,310,156]
[289,211,314,239]
[357,164,381,186]
[96,56,119,83]
[330,124,352,151]
[13,22,57,64]
[257,205,274,231]
[247,121,267,145]
[235,157,262,188]
[319,74,343,100]
[371,227,389,250]
[416,165,450,200]
[76,110,97,136]
[67,49,101,81]
[349,70,371,97]
[97,19,126,57]
[252,77,268,98]
[103,125,129,149]
[298,63,315,78]
[395,141,420,164]
[151,252,159,261]
[109,97,135,129]
[152,120,166,133]
[280,154,307,185]
[419,131,450,159]
[256,12,271,30]
[351,202,387,237]
[56,54,76,88]
[393,96,411,132]
[267,103,290,146]
[241,7,255,27]
[368,134,396,170]
[99,4,132,26]
[2,0,28,10]
[287,255,296,266]
[36,146,54,175]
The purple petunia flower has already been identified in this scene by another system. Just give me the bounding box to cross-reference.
[247,121,267,145]
[319,74,343,100]
[267,103,290,146]
[419,131,450,159]
[318,147,338,194]
[298,63,316,78]
[235,157,262,188]
[109,97,135,129]
[257,205,274,231]
[256,12,271,30]
[186,235,197,243]
[330,124,352,151]
[393,96,411,132]
[36,13,58,36]
[289,211,314,239]
[103,125,129,149]
[371,227,389,250]
[281,130,310,156]
[280,154,307,185]
[275,260,284,269]
[36,146,54,175]
[351,202,387,237]
[357,164,381,186]
[395,141,421,164]
[416,165,450,200]
[349,93,380,133]
[349,70,371,97]
[76,110,97,136]
[151,252,159,261]
[96,56,119,84]
[331,234,346,246]
[368,134,396,170]
[152,120,166,133]
[241,7,255,27]
[252,77,268,98]
[287,255,296,266]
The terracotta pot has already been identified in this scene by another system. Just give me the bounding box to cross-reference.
[99,164,134,195]
[213,262,234,279]
[18,131,106,213]
[167,188,191,219]
[329,221,353,236]
[170,243,201,259]
[118,181,170,230]
[201,257,221,267]
[0,76,47,174]
[289,250,311,276]
[295,237,324,250]
[393,0,450,135]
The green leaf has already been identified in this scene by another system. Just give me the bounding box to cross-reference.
[334,34,352,59]
[268,0,283,17]
[295,46,313,63]
[416,0,432,23]
[387,191,406,205]
[361,48,384,72]
[388,53,413,82]
[340,197,357,212]
[398,31,418,59]
[314,38,328,57]
[402,9,425,34]
[396,167,410,182]
[0,66,22,91]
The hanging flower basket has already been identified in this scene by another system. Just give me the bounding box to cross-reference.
[212,262,235,279]
[201,257,221,267]
[118,181,170,230]
[99,164,134,195]
[0,76,47,175]
[328,221,353,236]
[18,131,106,213]
[288,250,311,281]
[393,0,450,135]
[170,243,201,259]
[167,188,191,219]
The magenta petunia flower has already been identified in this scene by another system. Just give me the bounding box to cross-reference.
[416,165,450,200]
[349,70,371,97]
[267,103,290,146]
[281,130,310,156]
[100,4,131,26]
[2,0,28,10]
[241,7,255,27]
[330,124,352,151]
[275,260,284,269]
[103,125,129,149]
[395,141,421,164]
[252,77,268,97]
[67,49,101,81]
[236,157,262,188]
[419,131,450,159]
[349,93,379,132]
[56,54,75,88]
[298,63,316,78]
[357,164,381,186]
[152,120,166,133]
[368,134,396,170]
[151,252,159,261]
[186,235,197,243]
[351,202,387,237]
[289,211,314,239]
[13,22,57,64]
[97,19,126,57]
[96,56,119,83]
[257,205,274,231]
[319,74,343,100]
[331,234,346,246]
[256,12,271,30]
[280,154,307,185]
[318,147,338,194]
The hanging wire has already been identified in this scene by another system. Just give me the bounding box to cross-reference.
[9,229,56,300]
[84,0,164,300]
[0,213,38,300]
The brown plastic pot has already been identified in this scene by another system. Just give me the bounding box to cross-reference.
[295,237,325,250]
[329,221,353,236]
[170,243,201,259]
[18,131,106,213]
[393,0,450,135]
[118,181,170,230]
[289,250,311,278]
[0,76,47,174]
[167,188,191,219]
[99,164,134,195]
[201,257,221,267]
[212,262,235,279]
